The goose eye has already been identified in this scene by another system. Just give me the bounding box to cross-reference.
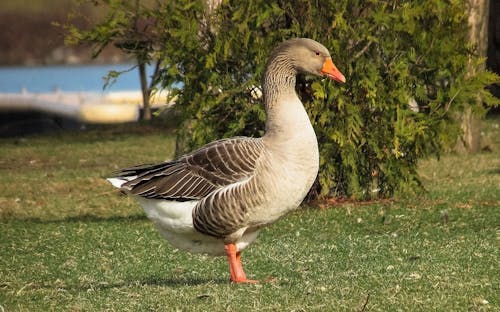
[314,51,320,56]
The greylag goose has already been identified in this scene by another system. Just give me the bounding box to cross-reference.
[108,38,345,283]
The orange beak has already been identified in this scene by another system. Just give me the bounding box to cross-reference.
[321,57,346,83]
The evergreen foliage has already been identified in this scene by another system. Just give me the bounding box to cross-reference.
[159,0,499,199]
[66,0,500,199]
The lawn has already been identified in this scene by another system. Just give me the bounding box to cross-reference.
[0,118,499,311]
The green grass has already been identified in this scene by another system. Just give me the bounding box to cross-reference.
[1,119,499,311]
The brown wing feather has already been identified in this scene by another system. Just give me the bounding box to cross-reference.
[111,137,264,201]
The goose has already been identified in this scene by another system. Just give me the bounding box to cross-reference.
[107,38,345,283]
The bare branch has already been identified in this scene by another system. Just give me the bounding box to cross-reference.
[353,40,373,60]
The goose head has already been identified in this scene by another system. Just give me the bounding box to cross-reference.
[270,38,346,83]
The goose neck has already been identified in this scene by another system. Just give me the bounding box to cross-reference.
[262,73,315,139]
[262,59,297,112]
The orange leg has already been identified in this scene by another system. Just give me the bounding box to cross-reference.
[224,243,258,284]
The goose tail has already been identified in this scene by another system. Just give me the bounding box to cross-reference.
[106,176,137,189]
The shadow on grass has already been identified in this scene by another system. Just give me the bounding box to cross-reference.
[136,275,228,287]
[485,167,500,175]
[58,276,228,291]
[18,276,228,295]
[0,118,176,143]
[7,213,147,224]
[71,121,177,144]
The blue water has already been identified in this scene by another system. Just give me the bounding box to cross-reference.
[0,64,152,93]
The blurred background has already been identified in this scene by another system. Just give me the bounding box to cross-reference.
[0,0,499,136]
[0,0,124,66]
[0,0,163,136]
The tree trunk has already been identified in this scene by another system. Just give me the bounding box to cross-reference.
[457,0,490,153]
[138,61,151,121]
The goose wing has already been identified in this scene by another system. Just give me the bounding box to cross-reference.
[112,137,265,201]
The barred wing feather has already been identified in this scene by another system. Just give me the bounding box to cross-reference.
[112,137,264,201]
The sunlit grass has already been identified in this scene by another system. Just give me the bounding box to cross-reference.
[0,123,176,221]
[0,118,499,311]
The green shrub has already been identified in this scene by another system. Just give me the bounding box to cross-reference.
[155,0,500,199]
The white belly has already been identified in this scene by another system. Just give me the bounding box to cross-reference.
[136,197,259,256]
